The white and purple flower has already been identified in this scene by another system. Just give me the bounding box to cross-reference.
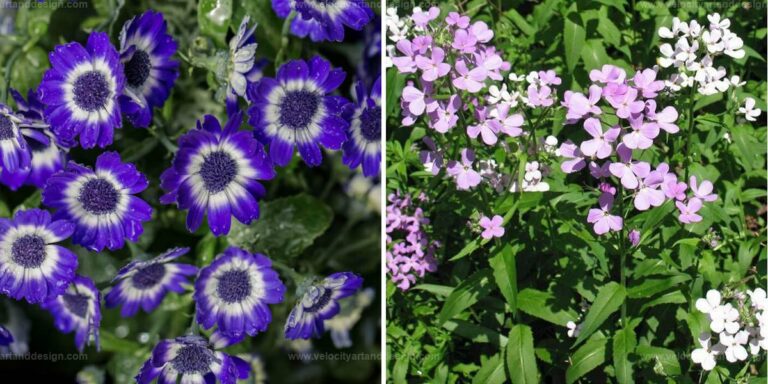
[272,0,374,42]
[284,272,363,339]
[0,103,30,174]
[42,275,101,352]
[226,16,267,116]
[342,76,381,177]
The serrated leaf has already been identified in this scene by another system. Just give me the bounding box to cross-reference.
[438,269,493,324]
[613,327,637,384]
[506,324,539,384]
[566,335,607,384]
[573,282,626,347]
[517,288,578,326]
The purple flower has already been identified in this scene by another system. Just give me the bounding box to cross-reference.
[0,209,77,303]
[470,21,493,42]
[689,176,718,202]
[608,144,649,189]
[272,0,373,42]
[412,6,440,27]
[479,215,504,239]
[634,168,666,210]
[662,175,688,200]
[632,68,665,98]
[452,60,484,93]
[430,95,461,133]
[580,118,620,159]
[559,140,586,173]
[420,137,444,175]
[402,84,430,115]
[489,104,524,137]
[647,102,679,134]
[247,56,351,167]
[42,275,101,352]
[284,272,363,339]
[606,87,644,119]
[527,85,553,107]
[587,192,623,235]
[452,29,478,53]
[628,229,640,247]
[467,107,499,145]
[589,64,626,84]
[105,247,197,317]
[538,70,562,86]
[677,198,703,224]
[446,148,482,190]
[0,104,30,174]
[386,193,438,291]
[590,161,612,179]
[623,116,659,150]
[563,85,602,121]
[474,52,503,80]
[0,325,12,346]
[415,47,451,82]
[42,151,152,251]
[392,39,417,73]
[446,12,470,28]
[598,181,616,195]
[342,77,381,178]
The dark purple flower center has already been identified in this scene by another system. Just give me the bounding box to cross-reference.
[216,269,251,303]
[359,106,381,141]
[63,293,89,318]
[0,114,14,140]
[200,151,238,193]
[131,263,166,289]
[11,235,46,268]
[305,286,333,313]
[125,50,152,88]
[171,345,214,374]
[73,71,111,112]
[279,90,320,130]
[79,178,119,215]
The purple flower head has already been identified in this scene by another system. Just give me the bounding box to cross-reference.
[402,84,435,116]
[0,209,77,303]
[420,137,444,175]
[105,247,198,317]
[43,151,152,251]
[590,161,612,179]
[0,104,31,174]
[660,169,688,200]
[623,116,659,150]
[430,95,461,133]
[527,85,554,107]
[272,0,373,42]
[446,148,482,190]
[392,39,417,73]
[470,21,493,42]
[628,229,641,247]
[589,64,626,85]
[342,76,381,177]
[42,275,101,352]
[160,113,275,237]
[446,12,470,28]
[412,6,440,27]
[489,104,524,137]
[415,48,451,82]
[467,107,499,145]
[632,68,665,98]
[387,193,438,290]
[677,198,703,224]
[587,192,623,235]
[559,140,586,173]
[452,29,478,53]
[580,118,620,159]
[634,167,666,211]
[608,144,649,190]
[646,101,679,134]
[452,60,485,93]
[284,272,363,339]
[564,85,602,122]
[479,215,504,239]
[606,86,644,119]
[412,36,433,53]
[474,51,504,80]
[538,70,562,86]
[689,176,718,202]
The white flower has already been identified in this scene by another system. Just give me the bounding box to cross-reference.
[729,75,746,87]
[738,97,761,122]
[696,289,722,314]
[707,13,731,30]
[488,84,512,105]
[720,330,749,362]
[691,332,721,371]
[508,73,525,82]
[721,30,745,59]
[710,303,741,334]
[748,288,768,311]
[566,321,581,338]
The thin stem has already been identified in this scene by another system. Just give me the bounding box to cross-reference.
[275,11,296,67]
[618,185,628,326]
[272,259,304,284]
[683,85,696,180]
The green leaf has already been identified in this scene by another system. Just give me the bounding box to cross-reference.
[597,7,622,47]
[198,0,232,41]
[472,353,507,384]
[613,327,637,384]
[228,194,333,260]
[9,47,49,96]
[412,284,454,297]
[627,274,690,298]
[517,288,578,326]
[100,330,142,353]
[505,9,535,36]
[566,334,607,384]
[563,13,586,71]
[386,68,405,118]
[634,345,681,376]
[581,39,609,72]
[438,269,494,325]
[443,319,508,347]
[506,324,539,384]
[573,282,626,347]
[489,243,518,313]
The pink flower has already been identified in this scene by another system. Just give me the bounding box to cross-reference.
[689,176,718,202]
[589,64,626,84]
[470,21,493,42]
[392,39,417,73]
[580,118,620,159]
[467,107,498,145]
[446,148,482,190]
[489,104,524,137]
[452,29,477,53]
[563,85,602,121]
[412,7,440,27]
[559,140,586,173]
[527,85,553,107]
[633,68,665,98]
[402,84,429,115]
[590,161,612,178]
[598,181,616,195]
[420,137,444,175]
[646,101,679,133]
[609,144,650,189]
[430,95,461,133]
[412,36,432,54]
[446,12,470,28]
[452,60,484,92]
[415,48,451,82]
[587,192,623,235]
[606,87,644,119]
[677,198,703,224]
[634,168,665,210]
[538,69,562,86]
[475,52,503,79]
[628,229,640,247]
[479,215,505,239]
[662,177,688,200]
[623,116,659,149]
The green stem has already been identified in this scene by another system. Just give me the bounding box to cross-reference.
[275,11,296,67]
[272,259,304,284]
[683,85,696,180]
[618,185,628,326]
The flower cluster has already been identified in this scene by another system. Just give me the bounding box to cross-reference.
[272,0,374,42]
[692,288,767,370]
[386,192,438,290]
[657,13,745,95]
[558,64,717,235]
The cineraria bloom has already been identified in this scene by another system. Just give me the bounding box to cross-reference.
[136,335,249,384]
[118,10,179,128]
[285,272,363,339]
[271,0,373,42]
[0,325,12,346]
[676,197,703,224]
[247,56,350,167]
[587,192,623,235]
[0,209,77,303]
[1,89,67,190]
[0,103,31,173]
[42,275,101,352]
[194,247,286,338]
[446,148,482,190]
[580,118,620,159]
[105,247,198,317]
[160,113,275,236]
[43,151,152,251]
[478,215,504,239]
[39,32,124,148]
[342,77,381,178]
[224,16,265,116]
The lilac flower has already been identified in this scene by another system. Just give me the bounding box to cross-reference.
[526,85,553,107]
[452,29,478,53]
[446,12,470,28]
[608,145,649,189]
[386,193,438,291]
[599,181,616,195]
[402,84,430,115]
[42,151,152,251]
[559,140,586,173]
[646,101,680,133]
[538,70,562,86]
[632,68,665,98]
[563,85,602,121]
[475,52,503,80]
[634,168,666,210]
[391,40,417,73]
[467,107,498,145]
[677,198,703,224]
[412,6,440,27]
[623,116,659,149]
[629,229,641,246]
[0,209,77,303]
[589,64,626,84]
[416,48,451,82]
[105,247,197,317]
[42,275,101,352]
[580,118,620,159]
[284,272,363,339]
[479,215,504,239]
[446,148,482,190]
[489,104,524,137]
[420,137,444,175]
[452,60,484,93]
[606,87,644,119]
[690,176,718,202]
[430,95,461,133]
[591,162,612,179]
[587,192,623,235]
[470,21,493,42]
[662,176,688,200]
